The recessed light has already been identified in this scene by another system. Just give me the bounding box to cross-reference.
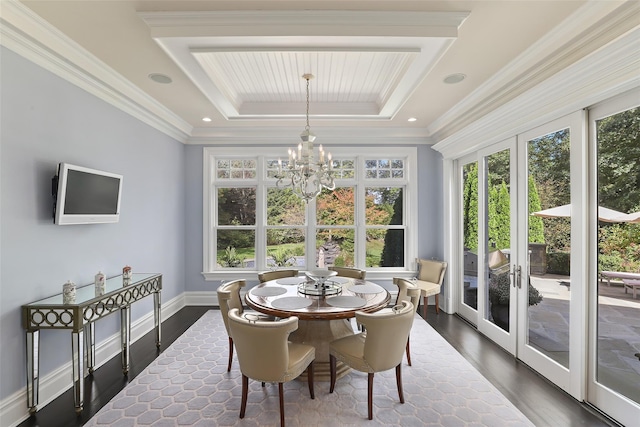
[148,73,172,84]
[202,117,212,122]
[443,73,466,84]
[408,117,417,122]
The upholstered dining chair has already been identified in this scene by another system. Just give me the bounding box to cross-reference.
[228,308,315,427]
[393,278,421,366]
[329,301,415,420]
[328,266,366,279]
[414,259,447,317]
[217,279,249,372]
[258,269,299,283]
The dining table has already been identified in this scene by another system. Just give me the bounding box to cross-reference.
[245,275,390,381]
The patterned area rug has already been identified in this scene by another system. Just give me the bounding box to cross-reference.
[86,310,533,426]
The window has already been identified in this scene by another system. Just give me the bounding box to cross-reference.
[203,147,417,279]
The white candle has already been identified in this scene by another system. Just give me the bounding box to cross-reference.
[298,143,302,161]
[328,153,332,169]
[319,145,324,162]
[278,158,282,174]
[288,148,292,163]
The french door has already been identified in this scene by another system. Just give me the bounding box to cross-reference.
[587,90,640,427]
[457,112,586,398]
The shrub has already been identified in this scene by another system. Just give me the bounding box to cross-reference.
[547,251,570,275]
[220,246,244,268]
[488,271,543,306]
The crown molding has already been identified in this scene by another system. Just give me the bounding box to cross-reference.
[186,126,433,145]
[428,0,640,144]
[139,10,469,38]
[0,0,192,143]
[432,25,640,159]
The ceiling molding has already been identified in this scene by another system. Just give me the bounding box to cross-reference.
[138,10,469,38]
[432,26,640,159]
[428,0,639,143]
[186,126,433,145]
[0,0,192,143]
[141,10,467,122]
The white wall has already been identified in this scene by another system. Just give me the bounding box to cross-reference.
[0,47,186,403]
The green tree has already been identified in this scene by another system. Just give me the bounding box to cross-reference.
[381,191,404,267]
[463,163,479,250]
[488,181,510,250]
[597,107,640,213]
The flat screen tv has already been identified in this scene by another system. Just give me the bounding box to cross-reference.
[52,163,123,225]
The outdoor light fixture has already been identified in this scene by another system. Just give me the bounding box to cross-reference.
[275,74,335,202]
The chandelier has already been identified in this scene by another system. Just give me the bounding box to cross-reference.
[275,74,335,202]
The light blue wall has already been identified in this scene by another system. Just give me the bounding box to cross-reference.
[183,144,444,291]
[0,47,186,401]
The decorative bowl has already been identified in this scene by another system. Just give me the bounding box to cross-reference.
[305,269,338,285]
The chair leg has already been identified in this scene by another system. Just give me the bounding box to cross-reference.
[422,296,428,318]
[396,364,404,404]
[307,361,315,399]
[406,337,412,366]
[278,382,285,427]
[227,336,234,372]
[240,374,248,419]
[435,294,440,314]
[329,355,336,393]
[367,373,374,420]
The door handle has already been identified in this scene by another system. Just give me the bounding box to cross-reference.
[516,265,522,289]
[510,264,517,288]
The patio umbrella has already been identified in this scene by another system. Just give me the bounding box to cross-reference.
[613,211,640,223]
[531,204,633,223]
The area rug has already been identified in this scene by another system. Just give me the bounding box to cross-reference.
[86,310,533,426]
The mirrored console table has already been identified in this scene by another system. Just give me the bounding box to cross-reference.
[22,273,162,414]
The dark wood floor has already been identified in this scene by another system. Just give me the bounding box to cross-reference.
[19,306,619,427]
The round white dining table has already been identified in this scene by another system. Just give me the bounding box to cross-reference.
[245,276,390,381]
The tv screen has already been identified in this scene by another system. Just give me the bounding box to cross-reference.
[53,163,123,225]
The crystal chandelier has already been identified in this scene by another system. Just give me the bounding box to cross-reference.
[275,74,335,202]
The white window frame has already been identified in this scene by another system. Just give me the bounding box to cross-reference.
[202,146,417,281]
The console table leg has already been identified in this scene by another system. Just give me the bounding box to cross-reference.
[84,323,95,374]
[71,330,84,413]
[25,330,40,414]
[154,291,161,347]
[120,306,131,375]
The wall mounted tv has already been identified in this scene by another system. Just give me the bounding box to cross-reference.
[52,163,123,225]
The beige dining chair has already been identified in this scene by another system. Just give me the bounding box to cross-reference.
[328,266,366,279]
[228,308,315,427]
[217,279,248,372]
[329,301,415,420]
[258,269,299,283]
[414,259,447,317]
[217,279,272,371]
[393,278,421,366]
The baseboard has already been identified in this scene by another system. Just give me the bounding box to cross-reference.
[1,293,186,427]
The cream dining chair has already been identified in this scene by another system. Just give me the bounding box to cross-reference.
[329,301,415,420]
[393,278,421,366]
[328,266,367,279]
[228,308,315,427]
[217,279,246,372]
[258,269,298,283]
[217,279,271,372]
[414,259,447,317]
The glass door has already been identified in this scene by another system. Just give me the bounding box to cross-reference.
[473,114,586,398]
[458,155,479,324]
[515,112,584,399]
[588,91,640,427]
[476,139,518,354]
